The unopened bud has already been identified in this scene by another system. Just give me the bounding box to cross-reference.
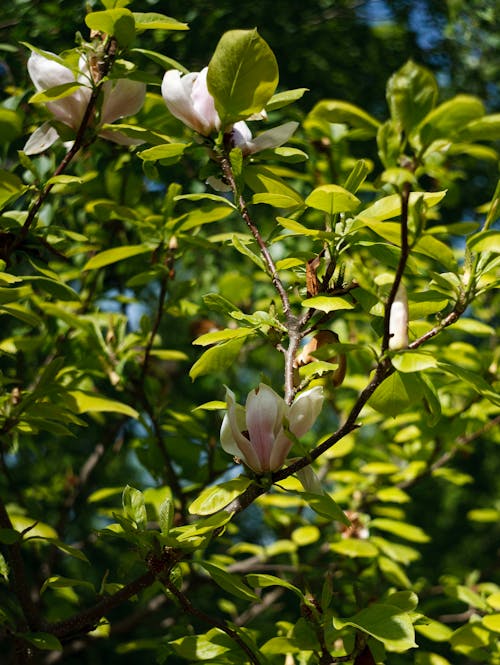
[388,283,409,350]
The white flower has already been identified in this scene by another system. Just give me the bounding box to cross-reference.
[221,383,324,473]
[388,282,409,350]
[24,51,146,154]
[161,67,221,136]
[161,66,298,153]
[230,120,299,155]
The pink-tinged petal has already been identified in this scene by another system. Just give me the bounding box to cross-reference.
[100,79,146,124]
[246,384,284,472]
[243,121,299,155]
[389,283,409,350]
[23,122,59,155]
[221,388,262,471]
[191,68,220,135]
[161,69,200,132]
[288,386,324,439]
[269,429,293,471]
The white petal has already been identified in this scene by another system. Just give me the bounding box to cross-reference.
[288,385,324,439]
[389,283,409,350]
[269,429,293,471]
[191,67,220,135]
[221,388,262,471]
[23,122,59,155]
[161,69,200,132]
[28,52,75,91]
[245,121,299,155]
[230,121,253,150]
[100,79,146,124]
[246,384,284,472]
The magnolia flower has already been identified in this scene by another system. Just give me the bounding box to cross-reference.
[388,282,409,350]
[221,383,324,473]
[24,51,146,155]
[161,66,298,153]
[161,67,221,136]
[230,119,299,155]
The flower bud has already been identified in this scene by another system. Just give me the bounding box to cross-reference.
[388,283,409,350]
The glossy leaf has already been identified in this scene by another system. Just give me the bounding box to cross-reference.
[188,477,253,515]
[207,29,278,124]
[305,184,361,215]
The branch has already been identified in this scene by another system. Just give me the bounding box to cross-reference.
[6,37,118,261]
[47,569,157,640]
[0,497,40,631]
[164,578,264,665]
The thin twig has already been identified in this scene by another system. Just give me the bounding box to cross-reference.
[164,578,264,665]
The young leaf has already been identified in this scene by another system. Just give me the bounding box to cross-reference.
[198,561,259,601]
[386,61,438,134]
[188,477,253,515]
[207,29,278,124]
[122,485,147,528]
[305,184,361,215]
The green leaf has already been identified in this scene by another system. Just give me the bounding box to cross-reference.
[334,603,417,652]
[44,539,89,563]
[132,12,188,31]
[418,95,485,146]
[0,108,23,144]
[189,336,246,381]
[8,515,57,540]
[137,143,189,164]
[458,113,500,141]
[193,327,255,346]
[468,230,500,254]
[414,235,457,270]
[0,528,20,544]
[85,9,136,47]
[330,539,379,558]
[188,477,253,515]
[368,372,424,417]
[68,391,139,418]
[207,29,278,124]
[266,88,309,111]
[310,100,380,133]
[21,632,62,652]
[482,614,500,633]
[301,492,351,526]
[378,555,411,588]
[416,619,454,642]
[170,630,232,660]
[386,60,438,134]
[29,82,83,104]
[292,525,321,546]
[301,296,355,312]
[40,575,94,595]
[83,244,151,270]
[246,573,303,599]
[199,561,259,601]
[358,191,447,223]
[122,485,147,527]
[305,185,360,215]
[370,518,430,543]
[0,171,27,208]
[391,351,437,373]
